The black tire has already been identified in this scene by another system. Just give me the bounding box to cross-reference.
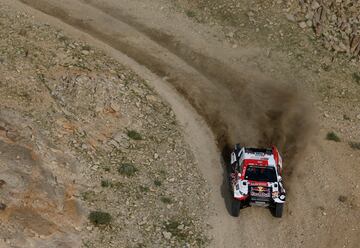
[274,203,284,218]
[231,199,241,217]
[228,176,233,194]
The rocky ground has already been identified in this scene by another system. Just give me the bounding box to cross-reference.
[171,0,360,59]
[296,0,360,58]
[0,3,209,247]
[1,0,360,247]
[169,0,360,145]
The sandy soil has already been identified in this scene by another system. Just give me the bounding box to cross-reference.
[2,0,360,247]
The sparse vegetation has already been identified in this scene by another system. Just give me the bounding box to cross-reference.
[101,179,112,187]
[160,196,172,204]
[164,219,187,240]
[127,130,142,140]
[118,163,138,176]
[185,10,196,18]
[89,211,112,225]
[352,73,360,85]
[338,195,347,203]
[326,132,341,142]
[139,185,149,192]
[154,179,162,187]
[349,142,360,150]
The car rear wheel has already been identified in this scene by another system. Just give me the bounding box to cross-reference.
[274,203,283,218]
[231,199,241,217]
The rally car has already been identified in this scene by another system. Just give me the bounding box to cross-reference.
[228,145,286,218]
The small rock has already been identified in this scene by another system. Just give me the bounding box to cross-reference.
[356,114,360,120]
[311,1,320,10]
[146,95,159,103]
[177,224,184,230]
[162,231,172,240]
[113,132,130,148]
[0,179,6,188]
[81,50,90,55]
[108,139,121,149]
[154,153,159,159]
[226,32,234,38]
[305,11,314,20]
[285,13,295,22]
[0,203,7,210]
[110,102,121,112]
[299,22,307,29]
[6,130,18,140]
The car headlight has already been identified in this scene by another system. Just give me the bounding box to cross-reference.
[279,194,286,200]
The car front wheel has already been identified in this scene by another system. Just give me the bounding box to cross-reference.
[274,203,284,218]
[231,199,241,217]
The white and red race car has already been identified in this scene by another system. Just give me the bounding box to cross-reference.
[229,145,286,218]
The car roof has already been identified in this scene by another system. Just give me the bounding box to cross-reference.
[241,147,277,167]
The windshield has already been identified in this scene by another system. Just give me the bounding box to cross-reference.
[244,166,277,182]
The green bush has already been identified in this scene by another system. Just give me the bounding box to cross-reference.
[127,130,142,140]
[88,211,111,225]
[154,179,162,187]
[326,132,340,142]
[118,163,138,176]
[101,180,112,187]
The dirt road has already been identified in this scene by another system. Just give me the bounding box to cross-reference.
[5,0,360,247]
